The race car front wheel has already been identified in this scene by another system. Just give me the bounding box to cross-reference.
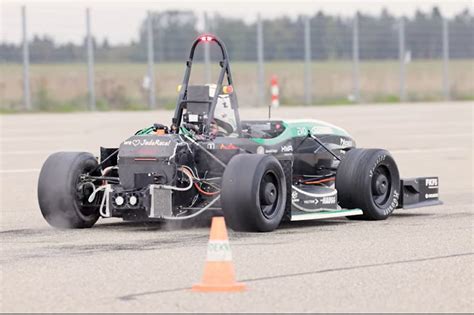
[38,152,101,228]
[336,148,400,220]
[221,154,287,232]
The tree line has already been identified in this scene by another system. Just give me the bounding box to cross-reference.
[1,7,472,63]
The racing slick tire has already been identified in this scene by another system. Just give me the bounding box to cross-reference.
[221,154,287,232]
[38,152,101,229]
[336,148,400,220]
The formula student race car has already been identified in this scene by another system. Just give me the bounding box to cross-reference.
[38,34,442,232]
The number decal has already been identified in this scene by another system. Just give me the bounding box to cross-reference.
[296,127,307,136]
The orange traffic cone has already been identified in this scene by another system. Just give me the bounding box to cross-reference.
[192,216,246,292]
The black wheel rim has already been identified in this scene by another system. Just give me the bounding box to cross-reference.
[258,170,281,219]
[371,165,392,207]
[76,181,97,216]
[75,164,101,218]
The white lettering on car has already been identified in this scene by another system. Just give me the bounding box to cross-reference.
[123,139,172,147]
[425,178,438,187]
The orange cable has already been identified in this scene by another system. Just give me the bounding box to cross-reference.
[303,177,336,185]
[194,182,220,196]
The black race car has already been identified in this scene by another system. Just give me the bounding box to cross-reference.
[38,34,441,232]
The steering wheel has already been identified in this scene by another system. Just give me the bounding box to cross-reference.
[214,118,234,136]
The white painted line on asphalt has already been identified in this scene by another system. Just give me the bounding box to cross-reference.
[0,169,40,174]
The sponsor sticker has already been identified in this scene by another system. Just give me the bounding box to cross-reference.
[311,126,333,135]
[303,199,319,205]
[265,149,278,154]
[425,178,438,188]
[291,191,298,200]
[206,240,232,262]
[322,196,336,205]
[206,143,216,150]
[219,143,239,150]
[301,196,336,205]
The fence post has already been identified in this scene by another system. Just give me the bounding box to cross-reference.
[86,8,96,110]
[352,12,360,103]
[22,6,31,110]
[147,11,156,109]
[398,17,406,102]
[304,15,312,106]
[256,13,265,107]
[442,18,451,101]
[204,12,211,83]
[157,23,164,63]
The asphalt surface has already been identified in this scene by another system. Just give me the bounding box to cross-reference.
[1,102,473,312]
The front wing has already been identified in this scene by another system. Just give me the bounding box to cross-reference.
[398,176,442,209]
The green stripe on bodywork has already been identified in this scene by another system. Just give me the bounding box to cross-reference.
[251,120,351,146]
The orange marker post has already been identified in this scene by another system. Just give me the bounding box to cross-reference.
[270,75,279,108]
[192,217,246,292]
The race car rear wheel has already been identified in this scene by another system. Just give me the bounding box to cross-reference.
[336,148,400,220]
[38,152,101,228]
[221,154,287,232]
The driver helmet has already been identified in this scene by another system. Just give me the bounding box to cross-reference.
[206,84,237,135]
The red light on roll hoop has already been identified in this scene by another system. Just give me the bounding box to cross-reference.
[200,35,214,42]
[222,85,233,94]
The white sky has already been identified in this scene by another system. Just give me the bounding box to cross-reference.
[1,0,471,45]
